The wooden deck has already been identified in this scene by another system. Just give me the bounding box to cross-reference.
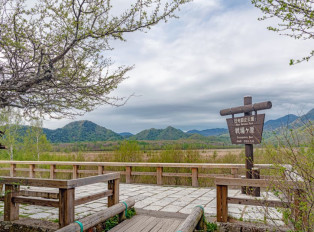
[109,215,184,232]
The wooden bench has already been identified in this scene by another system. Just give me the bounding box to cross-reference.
[215,177,305,223]
[0,173,120,228]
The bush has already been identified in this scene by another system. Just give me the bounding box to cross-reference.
[263,122,313,231]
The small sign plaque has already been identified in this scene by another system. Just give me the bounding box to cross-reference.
[227,114,265,144]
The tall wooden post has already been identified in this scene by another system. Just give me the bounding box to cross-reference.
[242,96,253,194]
[220,97,271,196]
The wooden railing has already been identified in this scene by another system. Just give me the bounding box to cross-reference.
[56,198,135,232]
[176,206,205,232]
[215,177,305,223]
[0,173,120,228]
[0,161,272,187]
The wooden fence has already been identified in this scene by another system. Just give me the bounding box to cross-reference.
[215,177,305,223]
[0,161,272,187]
[0,173,120,228]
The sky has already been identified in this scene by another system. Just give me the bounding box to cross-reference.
[43,0,314,134]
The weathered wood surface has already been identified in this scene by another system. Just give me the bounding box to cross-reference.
[176,206,204,232]
[108,178,119,207]
[215,177,296,189]
[217,185,228,223]
[56,198,135,232]
[4,184,19,221]
[227,197,288,208]
[216,177,305,223]
[13,196,59,207]
[59,188,75,227]
[0,173,120,228]
[75,190,113,206]
[108,215,183,232]
[0,161,273,187]
[0,160,272,168]
[0,172,120,189]
[220,101,272,116]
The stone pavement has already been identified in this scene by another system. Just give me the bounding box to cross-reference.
[0,183,284,226]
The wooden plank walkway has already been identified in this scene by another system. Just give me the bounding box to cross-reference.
[109,215,183,232]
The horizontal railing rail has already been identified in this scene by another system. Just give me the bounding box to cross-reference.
[0,161,273,187]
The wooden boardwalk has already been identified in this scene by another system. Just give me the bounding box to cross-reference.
[109,215,183,232]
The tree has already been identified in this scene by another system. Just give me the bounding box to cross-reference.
[0,108,22,160]
[252,0,314,64]
[23,118,51,160]
[0,0,190,118]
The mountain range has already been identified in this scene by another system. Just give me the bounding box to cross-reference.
[42,108,313,143]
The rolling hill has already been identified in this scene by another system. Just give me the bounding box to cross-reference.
[187,128,228,137]
[130,126,189,140]
[43,120,123,143]
[40,108,313,143]
[263,114,298,130]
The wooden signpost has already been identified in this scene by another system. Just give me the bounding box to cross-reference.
[220,96,272,196]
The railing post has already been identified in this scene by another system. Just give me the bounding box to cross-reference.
[10,164,16,177]
[72,165,79,179]
[98,165,104,175]
[252,168,260,197]
[4,184,20,221]
[157,167,163,185]
[29,164,35,178]
[108,178,120,207]
[231,168,238,178]
[217,184,228,222]
[50,164,56,179]
[192,168,199,187]
[59,188,75,228]
[126,166,132,184]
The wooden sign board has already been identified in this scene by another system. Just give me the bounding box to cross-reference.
[227,114,265,144]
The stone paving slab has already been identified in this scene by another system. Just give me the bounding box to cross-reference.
[0,183,284,226]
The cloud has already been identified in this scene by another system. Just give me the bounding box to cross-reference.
[44,0,314,133]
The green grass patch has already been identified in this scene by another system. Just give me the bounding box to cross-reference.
[103,208,136,232]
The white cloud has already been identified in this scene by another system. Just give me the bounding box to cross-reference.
[44,0,314,133]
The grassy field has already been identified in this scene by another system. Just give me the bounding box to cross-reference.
[47,148,244,162]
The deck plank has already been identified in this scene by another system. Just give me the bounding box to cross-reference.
[157,218,175,232]
[139,217,161,232]
[165,219,183,232]
[108,215,183,232]
[126,215,151,232]
[109,215,146,232]
[136,216,157,232]
[148,219,165,232]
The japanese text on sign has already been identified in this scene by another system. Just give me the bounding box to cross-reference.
[226,114,265,144]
